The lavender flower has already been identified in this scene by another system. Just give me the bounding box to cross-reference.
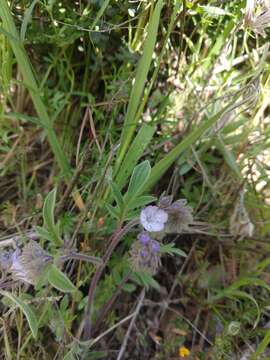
[159,196,193,234]
[140,206,168,232]
[137,232,151,245]
[130,233,161,275]
[10,241,53,285]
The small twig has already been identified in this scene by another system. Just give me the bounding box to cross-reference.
[89,312,136,348]
[88,107,102,154]
[116,289,145,360]
[198,313,210,351]
[168,306,213,346]
[76,108,89,166]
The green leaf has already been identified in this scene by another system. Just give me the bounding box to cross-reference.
[160,243,187,257]
[257,257,270,272]
[123,209,141,221]
[126,195,156,210]
[210,277,268,330]
[116,0,163,168]
[125,160,151,202]
[141,101,239,193]
[43,188,62,245]
[226,290,261,329]
[0,25,20,42]
[115,124,155,191]
[90,0,110,30]
[132,271,160,290]
[123,283,136,293]
[0,291,38,339]
[251,330,270,360]
[129,0,180,134]
[34,225,53,242]
[105,204,120,219]
[5,112,42,126]
[215,135,241,179]
[63,350,76,360]
[109,182,124,210]
[20,0,38,41]
[224,277,270,293]
[43,188,57,229]
[35,264,50,290]
[47,265,77,293]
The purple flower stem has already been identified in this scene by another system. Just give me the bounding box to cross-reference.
[81,218,139,340]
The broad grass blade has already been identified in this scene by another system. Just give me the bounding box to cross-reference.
[116,0,163,168]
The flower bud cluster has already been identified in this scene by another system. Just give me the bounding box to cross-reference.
[0,241,53,285]
[130,232,161,275]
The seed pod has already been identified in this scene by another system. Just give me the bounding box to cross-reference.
[230,191,254,239]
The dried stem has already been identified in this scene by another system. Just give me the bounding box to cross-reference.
[59,252,103,266]
[70,147,115,247]
[56,142,93,217]
[116,289,145,360]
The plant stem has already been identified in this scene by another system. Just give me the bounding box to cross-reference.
[81,218,139,340]
[116,289,145,360]
[59,252,103,266]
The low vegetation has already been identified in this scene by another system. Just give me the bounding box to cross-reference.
[1,1,270,359]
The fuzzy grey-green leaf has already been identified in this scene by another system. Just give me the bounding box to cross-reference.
[47,265,77,293]
[0,291,38,339]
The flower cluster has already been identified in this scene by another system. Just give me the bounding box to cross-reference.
[130,195,193,274]
[2,241,53,285]
[140,196,193,235]
[130,232,161,275]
